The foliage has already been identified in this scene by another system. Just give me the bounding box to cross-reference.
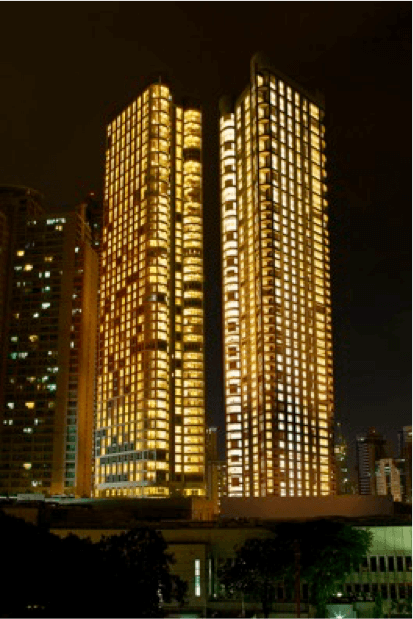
[294,520,372,617]
[218,536,295,617]
[0,512,187,618]
[373,593,384,619]
[95,527,187,617]
[219,520,372,619]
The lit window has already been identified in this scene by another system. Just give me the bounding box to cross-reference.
[194,559,201,597]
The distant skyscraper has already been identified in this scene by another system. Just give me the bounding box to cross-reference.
[0,199,98,496]
[95,81,206,498]
[220,54,334,498]
[397,426,412,503]
[334,422,354,495]
[356,427,388,496]
[375,458,402,502]
[83,192,103,252]
[0,186,44,411]
[205,426,227,511]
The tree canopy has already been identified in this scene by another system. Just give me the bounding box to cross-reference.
[218,519,372,618]
[0,511,187,618]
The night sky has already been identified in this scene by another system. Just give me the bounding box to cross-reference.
[1,3,411,471]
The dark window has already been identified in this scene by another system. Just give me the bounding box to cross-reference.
[370,557,377,572]
[406,556,412,571]
[381,584,388,599]
[379,556,386,572]
[363,584,370,594]
[388,556,395,572]
[397,556,404,572]
[390,584,397,600]
[399,584,406,599]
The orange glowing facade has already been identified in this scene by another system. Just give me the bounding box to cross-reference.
[95,82,206,498]
[221,56,334,498]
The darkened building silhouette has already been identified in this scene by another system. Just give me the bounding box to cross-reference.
[397,426,412,503]
[356,427,388,496]
[0,198,98,496]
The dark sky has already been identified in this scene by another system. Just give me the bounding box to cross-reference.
[1,2,411,469]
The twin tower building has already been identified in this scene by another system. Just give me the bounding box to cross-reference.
[0,55,334,500]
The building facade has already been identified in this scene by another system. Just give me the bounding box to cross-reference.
[335,421,356,495]
[398,426,412,503]
[206,427,228,511]
[356,427,388,496]
[375,458,402,502]
[220,54,334,498]
[95,81,206,498]
[46,516,412,619]
[1,496,411,618]
[0,202,98,496]
[0,187,45,416]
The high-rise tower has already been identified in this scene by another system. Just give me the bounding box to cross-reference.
[220,55,334,498]
[95,82,206,498]
[356,427,388,496]
[0,198,98,496]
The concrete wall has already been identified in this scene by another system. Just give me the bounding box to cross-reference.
[221,495,395,519]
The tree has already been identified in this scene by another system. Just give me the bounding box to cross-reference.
[0,510,64,617]
[94,527,187,617]
[218,520,372,619]
[218,536,294,617]
[0,513,186,618]
[294,520,372,617]
[373,592,384,619]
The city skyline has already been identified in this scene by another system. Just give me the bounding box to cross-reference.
[0,3,410,463]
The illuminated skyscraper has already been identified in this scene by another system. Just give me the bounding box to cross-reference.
[0,198,98,496]
[220,55,334,498]
[95,82,205,498]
